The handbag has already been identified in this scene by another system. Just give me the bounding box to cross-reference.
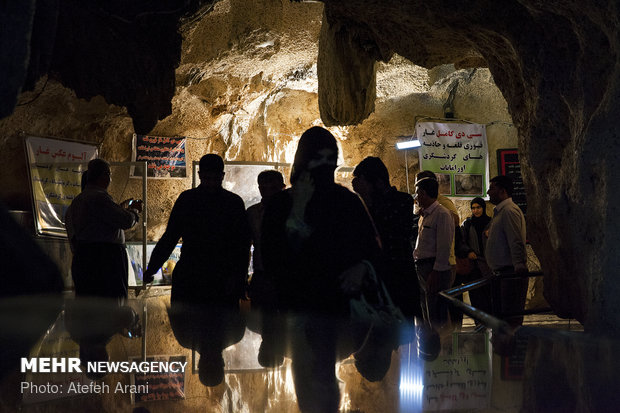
[348,260,414,345]
[455,257,473,276]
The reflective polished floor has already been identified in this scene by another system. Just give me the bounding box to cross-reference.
[0,291,583,413]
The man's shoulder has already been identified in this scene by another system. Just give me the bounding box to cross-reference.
[333,184,368,210]
[246,202,262,215]
[426,202,453,226]
[387,187,413,203]
[175,187,197,203]
[216,188,247,211]
[435,202,454,218]
[80,187,111,203]
[183,187,243,203]
[268,188,292,205]
[499,199,525,217]
[247,201,261,211]
[333,183,364,199]
[437,194,457,213]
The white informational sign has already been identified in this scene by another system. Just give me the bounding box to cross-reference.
[25,136,98,237]
[399,331,491,412]
[423,332,491,411]
[416,122,489,197]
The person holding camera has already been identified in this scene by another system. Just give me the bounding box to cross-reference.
[64,158,142,373]
[66,158,142,301]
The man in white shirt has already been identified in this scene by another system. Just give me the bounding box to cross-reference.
[413,177,455,330]
[486,175,528,327]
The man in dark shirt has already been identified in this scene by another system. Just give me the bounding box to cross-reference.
[246,170,285,367]
[144,154,251,386]
[352,156,419,320]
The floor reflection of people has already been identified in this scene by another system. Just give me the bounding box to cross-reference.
[352,156,420,321]
[351,156,419,379]
[246,170,285,367]
[64,159,143,377]
[262,127,380,413]
[144,154,251,386]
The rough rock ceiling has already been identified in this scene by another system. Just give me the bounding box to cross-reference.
[315,0,620,337]
[2,0,216,133]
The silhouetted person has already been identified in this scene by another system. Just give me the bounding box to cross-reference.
[262,127,380,413]
[80,169,88,191]
[0,201,63,379]
[486,175,528,327]
[353,156,419,320]
[459,197,494,323]
[144,154,251,386]
[351,156,418,379]
[246,170,285,367]
[64,158,143,375]
[66,159,142,300]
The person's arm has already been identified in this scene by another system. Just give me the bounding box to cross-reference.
[261,191,294,305]
[285,171,314,246]
[460,220,477,259]
[144,193,186,282]
[338,191,382,295]
[505,208,527,274]
[64,206,77,254]
[390,194,414,248]
[228,196,252,298]
[94,191,139,230]
[433,210,455,271]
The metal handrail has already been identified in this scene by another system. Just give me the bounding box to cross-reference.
[439,288,510,331]
[438,272,596,349]
[442,271,549,319]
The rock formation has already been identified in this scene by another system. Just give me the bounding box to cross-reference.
[316,0,620,337]
[2,0,620,410]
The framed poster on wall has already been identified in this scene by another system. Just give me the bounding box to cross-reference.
[24,136,98,237]
[416,121,489,198]
[497,149,527,215]
[131,134,187,178]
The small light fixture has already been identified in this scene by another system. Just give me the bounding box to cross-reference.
[394,136,420,194]
[396,140,421,150]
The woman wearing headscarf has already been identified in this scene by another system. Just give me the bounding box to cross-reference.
[460,197,494,317]
[261,126,380,413]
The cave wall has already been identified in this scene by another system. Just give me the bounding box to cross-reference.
[3,0,619,339]
[0,0,517,242]
[317,0,620,336]
[5,0,619,411]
